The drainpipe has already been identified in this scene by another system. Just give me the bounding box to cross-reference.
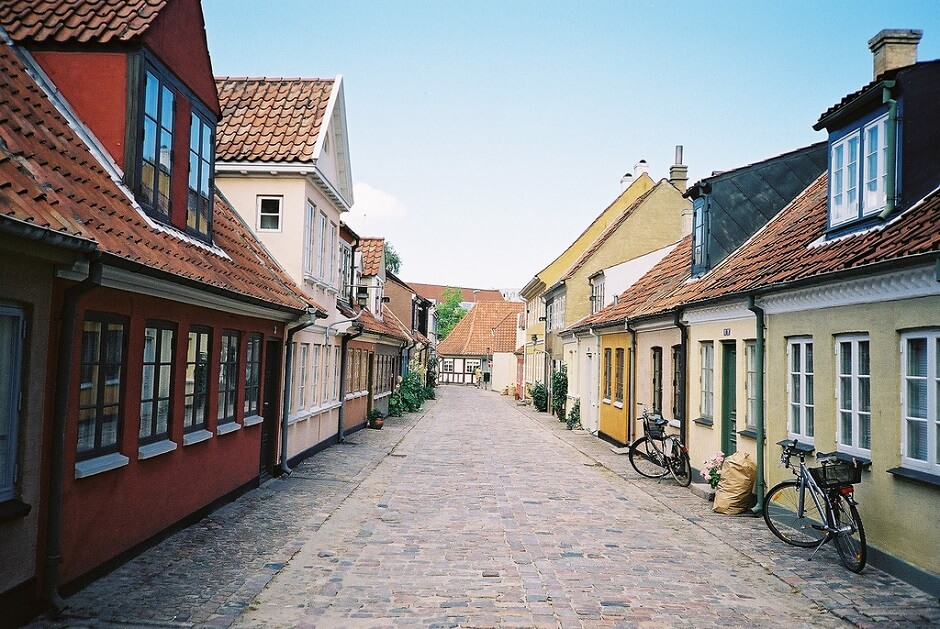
[879,82,898,219]
[336,323,363,442]
[748,296,767,514]
[625,320,637,444]
[279,309,323,476]
[46,254,102,615]
[674,310,689,444]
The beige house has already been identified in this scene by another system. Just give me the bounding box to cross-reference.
[215,76,355,465]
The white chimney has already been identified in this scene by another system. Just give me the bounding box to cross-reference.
[868,29,922,79]
[633,159,649,179]
[619,172,633,192]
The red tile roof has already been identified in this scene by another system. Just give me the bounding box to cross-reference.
[437,302,523,356]
[0,40,320,314]
[670,175,940,304]
[0,0,169,43]
[337,302,410,342]
[407,283,505,304]
[215,77,334,164]
[574,173,940,330]
[569,237,692,331]
[359,237,384,277]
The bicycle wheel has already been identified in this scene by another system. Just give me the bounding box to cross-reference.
[667,438,692,487]
[763,480,828,547]
[628,436,669,478]
[830,493,866,573]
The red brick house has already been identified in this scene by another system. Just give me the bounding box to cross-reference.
[0,0,325,619]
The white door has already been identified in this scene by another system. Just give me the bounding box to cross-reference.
[584,351,599,433]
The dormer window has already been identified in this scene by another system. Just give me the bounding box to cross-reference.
[141,69,174,218]
[691,196,708,276]
[828,112,892,230]
[131,53,216,242]
[187,112,214,239]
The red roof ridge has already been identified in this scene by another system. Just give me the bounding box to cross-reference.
[215,76,334,83]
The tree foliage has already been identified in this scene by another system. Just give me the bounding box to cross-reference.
[436,287,466,340]
[384,242,401,275]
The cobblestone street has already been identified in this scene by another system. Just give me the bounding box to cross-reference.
[34,387,938,628]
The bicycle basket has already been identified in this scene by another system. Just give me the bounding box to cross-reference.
[809,461,862,488]
[647,425,665,439]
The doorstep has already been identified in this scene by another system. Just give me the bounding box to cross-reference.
[690,483,716,502]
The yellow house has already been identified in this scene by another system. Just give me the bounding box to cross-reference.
[520,168,655,397]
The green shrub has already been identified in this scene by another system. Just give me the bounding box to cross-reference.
[566,399,580,430]
[423,386,436,400]
[551,368,568,421]
[530,381,548,412]
[426,356,438,388]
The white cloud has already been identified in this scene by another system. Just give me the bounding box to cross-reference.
[347,183,408,231]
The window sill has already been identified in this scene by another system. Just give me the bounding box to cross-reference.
[374,392,391,400]
[243,414,264,427]
[602,398,611,405]
[738,428,758,439]
[287,412,307,425]
[0,498,31,522]
[613,401,624,409]
[216,421,241,436]
[75,452,130,479]
[183,429,212,446]
[886,467,940,489]
[778,438,815,453]
[693,417,713,427]
[138,439,177,460]
[830,450,871,467]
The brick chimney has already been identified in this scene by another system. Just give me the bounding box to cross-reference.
[669,145,688,193]
[868,29,922,79]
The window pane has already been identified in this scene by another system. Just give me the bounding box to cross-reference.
[907,419,928,460]
[144,72,159,116]
[791,344,800,372]
[840,411,853,445]
[139,402,152,438]
[805,343,813,372]
[907,379,928,418]
[839,342,851,374]
[101,407,119,448]
[858,378,870,413]
[77,408,96,452]
[840,376,852,408]
[160,86,174,129]
[859,412,871,450]
[908,338,928,376]
[858,341,870,375]
[806,406,814,437]
[805,374,814,404]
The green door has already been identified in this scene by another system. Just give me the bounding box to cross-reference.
[721,342,737,455]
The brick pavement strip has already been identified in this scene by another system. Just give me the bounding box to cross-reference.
[29,387,939,628]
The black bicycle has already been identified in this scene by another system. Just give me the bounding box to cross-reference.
[628,404,691,486]
[763,439,866,572]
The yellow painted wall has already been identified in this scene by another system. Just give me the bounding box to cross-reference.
[633,324,682,439]
[565,183,689,326]
[766,295,940,579]
[685,313,759,475]
[598,330,632,444]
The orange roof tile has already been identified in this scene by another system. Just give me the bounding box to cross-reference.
[570,237,693,331]
[670,174,940,304]
[437,302,523,356]
[215,77,334,163]
[359,237,384,277]
[407,283,505,304]
[0,0,169,43]
[0,39,320,315]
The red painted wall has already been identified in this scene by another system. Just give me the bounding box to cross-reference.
[143,0,221,117]
[54,284,281,582]
[30,51,129,169]
[344,340,374,431]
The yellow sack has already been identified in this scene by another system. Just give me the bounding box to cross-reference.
[713,451,757,514]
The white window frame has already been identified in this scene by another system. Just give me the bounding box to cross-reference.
[297,344,309,411]
[303,202,316,277]
[317,211,328,280]
[900,331,940,475]
[328,222,338,286]
[862,114,889,216]
[311,345,320,408]
[700,342,714,419]
[0,307,24,501]
[256,195,282,232]
[829,131,860,226]
[787,337,814,443]
[836,334,871,456]
[442,358,454,373]
[591,276,605,314]
[744,340,758,431]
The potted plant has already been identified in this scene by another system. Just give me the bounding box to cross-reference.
[367,408,385,429]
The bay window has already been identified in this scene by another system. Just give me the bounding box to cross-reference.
[901,332,940,475]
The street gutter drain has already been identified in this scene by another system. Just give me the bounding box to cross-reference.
[483,571,499,578]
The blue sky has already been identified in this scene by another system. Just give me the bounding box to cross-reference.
[203,1,940,290]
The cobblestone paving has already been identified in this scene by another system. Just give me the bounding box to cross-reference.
[31,387,938,628]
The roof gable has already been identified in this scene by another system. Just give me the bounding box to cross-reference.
[215,76,335,164]
[0,39,318,314]
[359,237,384,277]
[437,302,523,356]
